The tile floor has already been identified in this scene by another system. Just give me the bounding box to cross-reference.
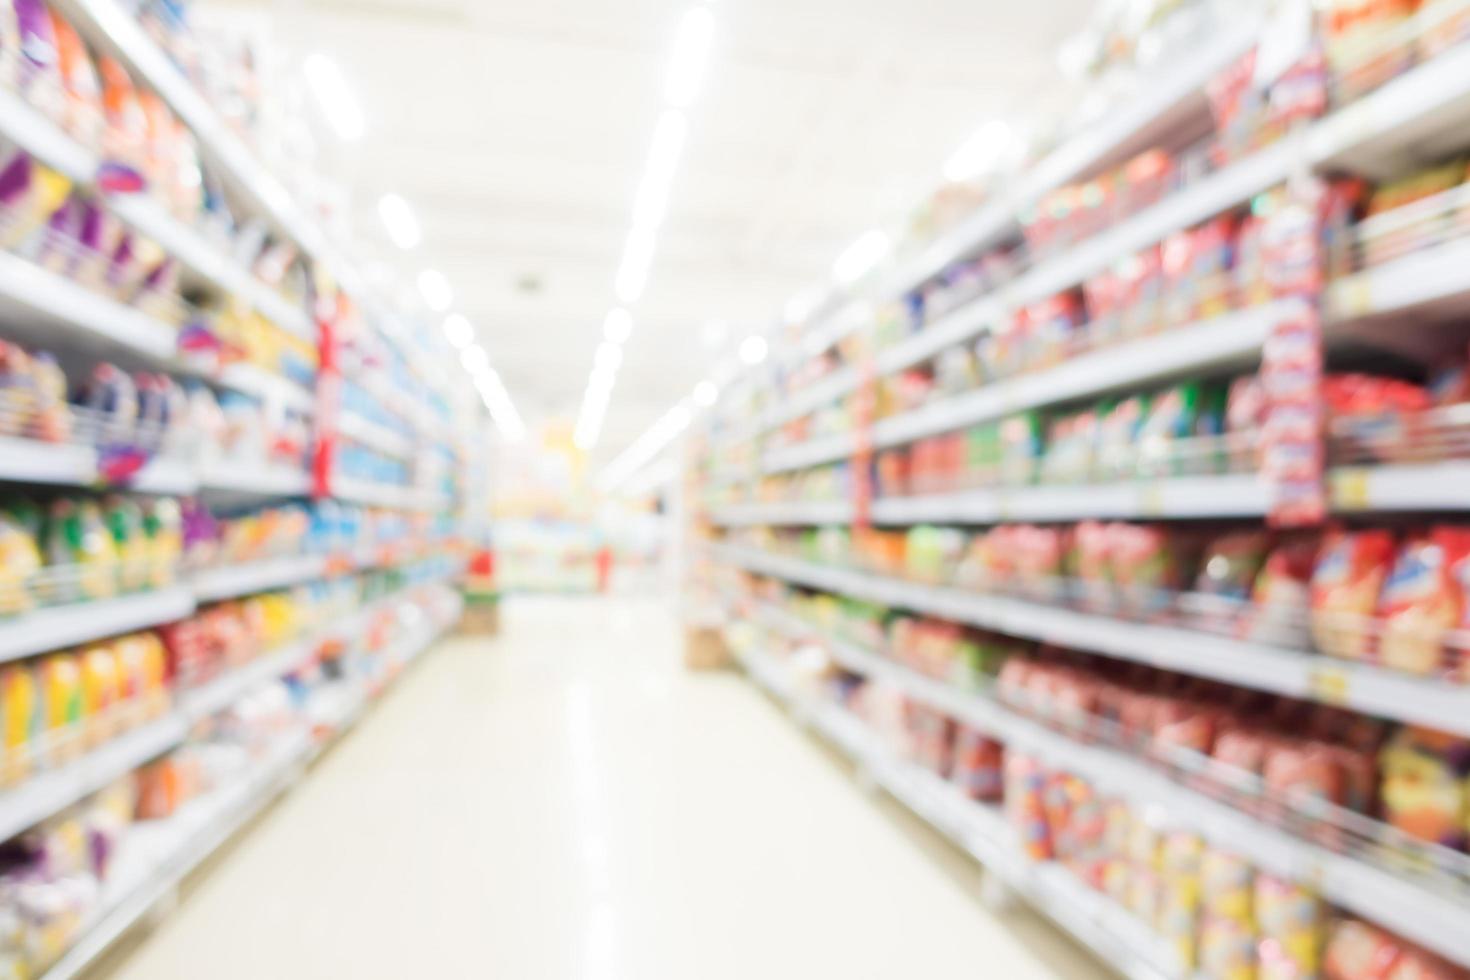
[97,597,1115,980]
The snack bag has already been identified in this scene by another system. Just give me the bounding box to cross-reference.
[98,55,148,176]
[49,9,102,146]
[13,0,62,119]
[1201,915,1259,980]
[951,727,1004,802]
[1310,530,1396,661]
[0,510,41,616]
[1136,383,1201,478]
[1160,832,1205,973]
[1072,520,1115,611]
[0,665,37,784]
[1111,523,1183,618]
[0,150,72,250]
[1378,529,1470,677]
[1095,395,1149,481]
[1256,874,1325,980]
[102,496,149,592]
[79,643,119,747]
[1005,753,1053,860]
[38,653,82,763]
[1379,727,1470,851]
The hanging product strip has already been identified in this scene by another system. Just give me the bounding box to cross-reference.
[692,3,1470,979]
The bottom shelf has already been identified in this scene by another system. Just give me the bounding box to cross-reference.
[36,598,462,980]
[733,643,1177,980]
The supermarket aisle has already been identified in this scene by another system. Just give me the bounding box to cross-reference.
[101,598,1111,980]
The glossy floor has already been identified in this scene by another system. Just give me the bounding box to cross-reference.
[98,597,1115,980]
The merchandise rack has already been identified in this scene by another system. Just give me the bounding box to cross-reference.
[0,573,462,847]
[732,604,1470,972]
[35,590,464,980]
[714,543,1470,739]
[733,639,1177,980]
[737,43,1470,474]
[693,12,1470,977]
[0,14,489,978]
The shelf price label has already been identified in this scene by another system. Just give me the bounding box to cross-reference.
[1309,664,1352,706]
[1330,469,1371,510]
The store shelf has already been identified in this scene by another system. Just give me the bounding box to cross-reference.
[198,463,312,499]
[873,301,1296,450]
[192,556,330,603]
[733,642,1178,980]
[761,366,861,433]
[710,500,856,527]
[0,589,195,665]
[1309,41,1470,179]
[1326,237,1470,324]
[743,613,1470,970]
[337,413,415,459]
[881,20,1258,305]
[0,438,200,495]
[0,249,178,363]
[217,365,317,414]
[1330,463,1470,512]
[715,545,1470,737]
[332,477,437,511]
[873,474,1270,523]
[180,638,320,721]
[0,85,312,343]
[764,433,858,474]
[0,715,188,845]
[743,43,1470,455]
[36,731,314,980]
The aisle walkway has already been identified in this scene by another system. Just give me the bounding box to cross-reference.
[100,598,1114,980]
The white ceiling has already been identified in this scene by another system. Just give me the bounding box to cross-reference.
[221,0,1090,459]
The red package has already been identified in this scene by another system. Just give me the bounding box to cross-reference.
[951,727,1004,802]
[1310,529,1396,661]
[1378,528,1470,677]
[1072,521,1114,611]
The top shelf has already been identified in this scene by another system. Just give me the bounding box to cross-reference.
[0,85,312,344]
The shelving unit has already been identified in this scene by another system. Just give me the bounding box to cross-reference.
[693,12,1470,976]
[35,590,463,980]
[0,5,485,975]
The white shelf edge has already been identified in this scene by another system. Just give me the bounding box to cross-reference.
[715,546,1470,738]
[0,715,188,844]
[1330,463,1470,512]
[871,474,1271,523]
[192,555,330,603]
[216,365,317,414]
[198,463,312,499]
[709,501,857,527]
[180,638,319,722]
[337,412,416,460]
[870,301,1295,451]
[0,588,195,664]
[1326,237,1470,322]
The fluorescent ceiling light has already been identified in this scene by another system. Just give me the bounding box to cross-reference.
[664,7,714,108]
[442,313,475,349]
[631,110,689,232]
[376,193,420,250]
[738,334,768,365]
[417,269,453,312]
[460,344,490,375]
[603,309,633,344]
[596,402,694,492]
[943,120,1015,183]
[303,53,364,141]
[692,380,719,407]
[594,342,623,374]
[615,224,658,304]
[700,319,728,349]
[833,229,891,285]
